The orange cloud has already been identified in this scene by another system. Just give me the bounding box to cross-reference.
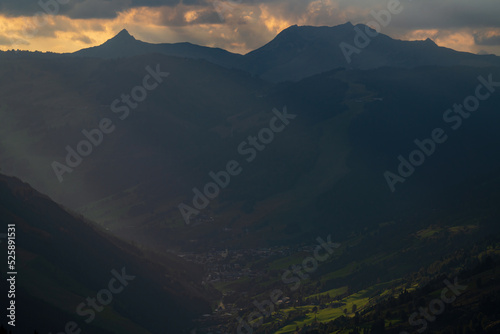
[258,4,292,35]
[0,3,499,57]
[0,7,165,52]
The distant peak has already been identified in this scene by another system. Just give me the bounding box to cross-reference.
[422,38,437,47]
[280,24,299,33]
[110,29,136,42]
[275,25,300,37]
[118,29,130,35]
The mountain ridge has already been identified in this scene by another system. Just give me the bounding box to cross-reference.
[72,28,244,69]
[108,28,136,44]
[71,23,500,82]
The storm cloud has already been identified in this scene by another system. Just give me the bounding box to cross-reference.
[0,0,499,55]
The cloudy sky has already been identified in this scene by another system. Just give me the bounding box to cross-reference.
[0,0,499,55]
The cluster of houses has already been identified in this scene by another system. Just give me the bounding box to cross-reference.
[178,247,292,283]
[178,244,328,332]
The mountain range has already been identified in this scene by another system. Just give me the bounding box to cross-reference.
[1,25,500,252]
[1,23,500,333]
[72,23,500,82]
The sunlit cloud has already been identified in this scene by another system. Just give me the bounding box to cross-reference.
[474,30,500,46]
[258,4,292,35]
[405,29,475,51]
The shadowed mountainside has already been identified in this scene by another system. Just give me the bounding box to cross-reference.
[1,50,500,253]
[0,174,213,333]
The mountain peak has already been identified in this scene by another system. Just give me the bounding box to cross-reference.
[424,37,436,45]
[110,29,136,43]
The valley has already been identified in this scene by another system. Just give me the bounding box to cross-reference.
[1,21,500,333]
